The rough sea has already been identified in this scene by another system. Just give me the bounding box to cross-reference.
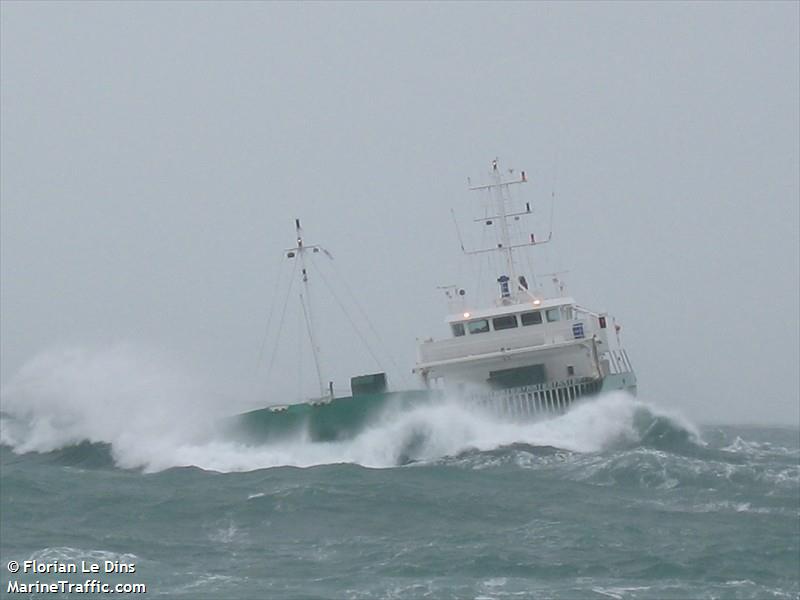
[1,351,798,599]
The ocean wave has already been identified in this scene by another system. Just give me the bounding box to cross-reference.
[721,435,800,460]
[3,344,790,480]
[25,546,138,566]
[0,345,228,470]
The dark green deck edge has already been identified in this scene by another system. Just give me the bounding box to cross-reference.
[232,389,439,443]
[230,372,635,444]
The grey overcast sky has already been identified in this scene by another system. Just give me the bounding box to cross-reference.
[1,1,798,425]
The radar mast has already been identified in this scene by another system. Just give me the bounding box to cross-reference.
[463,159,550,303]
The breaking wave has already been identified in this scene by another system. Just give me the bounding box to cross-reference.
[0,344,745,476]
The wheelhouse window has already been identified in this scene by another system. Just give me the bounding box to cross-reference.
[546,308,561,322]
[451,322,466,337]
[492,315,518,331]
[467,319,490,334]
[521,311,542,326]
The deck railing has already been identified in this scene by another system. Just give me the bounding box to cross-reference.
[464,376,602,417]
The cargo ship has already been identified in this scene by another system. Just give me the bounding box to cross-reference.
[236,159,636,441]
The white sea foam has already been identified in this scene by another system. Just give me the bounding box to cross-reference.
[27,547,138,565]
[721,436,800,459]
[0,344,228,469]
[1,344,695,473]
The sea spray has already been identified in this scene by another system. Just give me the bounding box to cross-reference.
[3,424,796,600]
[0,344,226,468]
[2,352,797,598]
[1,345,701,473]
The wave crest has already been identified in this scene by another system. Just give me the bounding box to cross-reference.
[1,346,703,473]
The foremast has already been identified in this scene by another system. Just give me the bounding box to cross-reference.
[285,218,332,401]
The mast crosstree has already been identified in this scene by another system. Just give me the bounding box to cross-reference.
[463,159,551,302]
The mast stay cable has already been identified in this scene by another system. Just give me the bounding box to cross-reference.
[317,255,411,387]
[309,254,392,382]
[255,254,289,374]
[265,258,298,386]
[299,291,323,400]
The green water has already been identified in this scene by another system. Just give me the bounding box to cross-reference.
[1,393,798,599]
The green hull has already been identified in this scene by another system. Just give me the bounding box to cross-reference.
[233,390,438,443]
[231,373,636,444]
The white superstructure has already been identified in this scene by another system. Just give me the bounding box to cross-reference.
[414,159,636,414]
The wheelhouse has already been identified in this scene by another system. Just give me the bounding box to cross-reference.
[447,299,578,338]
